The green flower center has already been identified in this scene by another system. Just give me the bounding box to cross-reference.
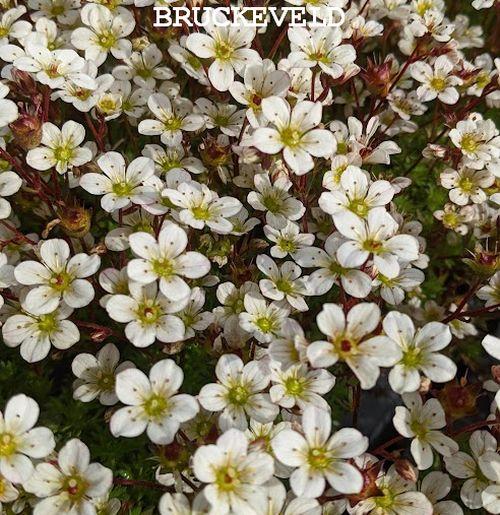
[336,141,348,155]
[279,127,303,148]
[38,313,59,333]
[275,278,293,294]
[49,271,72,292]
[191,205,212,221]
[333,336,359,359]
[363,239,384,253]
[163,117,183,132]
[278,238,297,254]
[53,146,74,163]
[409,419,428,439]
[142,394,169,419]
[98,32,117,50]
[255,316,277,334]
[460,134,479,153]
[63,475,88,500]
[227,384,250,406]
[284,376,306,396]
[430,76,446,92]
[215,465,241,492]
[307,447,331,470]
[0,433,17,457]
[401,347,422,368]
[214,40,234,61]
[151,257,174,278]
[136,301,162,325]
[262,194,283,213]
[458,177,475,193]
[112,181,134,197]
[96,371,115,391]
[349,198,369,217]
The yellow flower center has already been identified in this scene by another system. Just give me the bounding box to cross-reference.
[430,76,447,92]
[142,394,169,419]
[0,433,17,457]
[460,134,479,153]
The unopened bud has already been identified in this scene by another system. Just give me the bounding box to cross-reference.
[438,379,481,421]
[57,205,92,238]
[395,459,418,482]
[9,69,38,98]
[10,114,42,150]
[361,58,394,97]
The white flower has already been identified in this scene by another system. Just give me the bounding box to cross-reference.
[294,232,372,298]
[440,166,495,205]
[229,59,290,128]
[393,393,458,470]
[478,273,500,307]
[14,239,100,315]
[269,362,335,411]
[449,114,500,169]
[0,6,31,45]
[177,287,214,339]
[71,5,134,67]
[186,14,261,91]
[142,143,205,178]
[13,42,92,90]
[0,83,18,127]
[264,220,315,259]
[269,319,309,370]
[106,282,186,347]
[138,93,204,146]
[251,97,335,174]
[0,169,22,220]
[445,430,497,510]
[411,55,462,104]
[72,343,135,406]
[127,221,210,302]
[113,43,174,89]
[420,471,464,515]
[27,0,81,24]
[374,266,425,305]
[25,438,113,514]
[272,406,368,498]
[319,166,394,219]
[0,473,18,511]
[239,293,290,343]
[334,207,419,279]
[194,98,245,137]
[380,312,456,394]
[110,359,199,444]
[26,121,92,174]
[163,180,242,234]
[3,302,79,363]
[478,450,500,514]
[0,394,55,484]
[288,26,356,78]
[80,151,156,212]
[307,303,401,389]
[351,462,433,515]
[193,428,274,514]
[247,172,305,228]
[257,254,309,312]
[198,353,278,431]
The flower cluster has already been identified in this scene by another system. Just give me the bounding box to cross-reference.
[0,0,498,514]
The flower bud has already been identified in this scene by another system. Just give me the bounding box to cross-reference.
[199,136,232,168]
[395,459,418,482]
[437,379,481,421]
[57,205,92,238]
[10,114,42,150]
[9,69,38,99]
[463,245,499,277]
[361,57,393,97]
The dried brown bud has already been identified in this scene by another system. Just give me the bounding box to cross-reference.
[9,114,42,150]
[57,205,92,238]
[438,379,481,421]
[395,459,418,482]
[90,326,113,343]
[199,136,232,168]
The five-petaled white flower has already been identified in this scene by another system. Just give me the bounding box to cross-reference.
[110,359,199,444]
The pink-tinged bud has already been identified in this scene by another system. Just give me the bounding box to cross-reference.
[395,459,418,482]
[9,69,38,98]
[347,461,383,504]
[9,114,42,150]
[361,58,394,97]
[90,326,113,343]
